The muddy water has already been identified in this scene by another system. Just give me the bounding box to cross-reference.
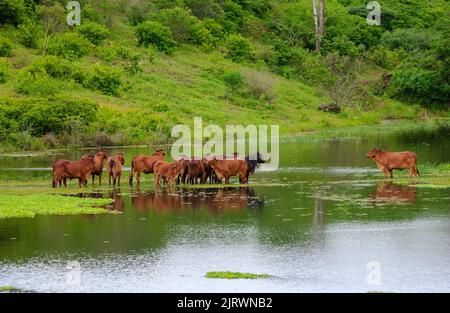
[0,125,449,292]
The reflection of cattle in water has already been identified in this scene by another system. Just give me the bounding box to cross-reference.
[371,182,417,204]
[131,187,264,214]
[110,189,125,212]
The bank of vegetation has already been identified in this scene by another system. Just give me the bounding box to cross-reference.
[0,0,448,152]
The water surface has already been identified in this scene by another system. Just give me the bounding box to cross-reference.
[0,126,449,292]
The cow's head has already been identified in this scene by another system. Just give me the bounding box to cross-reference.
[256,152,266,164]
[367,148,382,158]
[154,149,165,156]
[117,153,125,165]
[97,149,108,159]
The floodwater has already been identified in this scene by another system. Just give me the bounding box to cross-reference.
[0,124,449,292]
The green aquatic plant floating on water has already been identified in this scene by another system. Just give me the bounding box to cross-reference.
[0,194,112,219]
[205,271,271,279]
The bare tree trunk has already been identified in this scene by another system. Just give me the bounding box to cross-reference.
[312,0,325,52]
[42,22,50,56]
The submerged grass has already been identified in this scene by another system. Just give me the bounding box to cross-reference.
[0,194,112,219]
[205,271,271,279]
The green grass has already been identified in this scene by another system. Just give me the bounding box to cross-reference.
[0,286,22,293]
[205,271,271,279]
[0,194,112,219]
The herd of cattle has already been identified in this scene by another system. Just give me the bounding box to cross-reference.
[51,147,419,188]
[52,149,266,188]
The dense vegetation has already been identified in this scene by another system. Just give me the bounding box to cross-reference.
[0,0,448,152]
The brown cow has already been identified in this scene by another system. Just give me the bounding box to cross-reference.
[153,159,187,187]
[208,156,248,184]
[52,155,96,188]
[187,157,206,184]
[106,153,125,186]
[82,149,108,187]
[129,149,165,186]
[367,148,419,178]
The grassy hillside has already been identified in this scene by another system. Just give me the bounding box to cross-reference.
[0,0,448,152]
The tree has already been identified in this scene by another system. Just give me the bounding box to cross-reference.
[37,4,65,55]
[312,0,325,52]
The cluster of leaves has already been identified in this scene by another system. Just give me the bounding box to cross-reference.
[15,55,123,96]
[0,96,98,140]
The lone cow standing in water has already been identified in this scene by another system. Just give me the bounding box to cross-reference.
[366,148,420,178]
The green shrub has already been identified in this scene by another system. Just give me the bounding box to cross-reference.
[85,65,122,96]
[116,46,142,74]
[218,0,245,33]
[191,23,215,50]
[222,71,244,93]
[322,35,361,58]
[154,7,214,48]
[0,60,10,84]
[48,32,91,59]
[95,45,117,63]
[78,22,110,45]
[365,46,407,69]
[0,0,26,26]
[226,34,254,62]
[17,19,41,48]
[136,21,176,52]
[16,67,64,96]
[126,1,151,26]
[19,56,85,86]
[185,0,222,19]
[381,28,438,52]
[156,7,197,43]
[202,18,224,40]
[388,66,449,104]
[0,97,98,137]
[0,37,13,57]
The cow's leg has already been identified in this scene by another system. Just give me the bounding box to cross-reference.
[91,174,95,187]
[241,172,248,184]
[136,170,141,186]
[99,173,102,187]
[63,177,67,188]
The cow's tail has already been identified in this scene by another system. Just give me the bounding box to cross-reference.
[129,159,135,185]
[416,167,420,177]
